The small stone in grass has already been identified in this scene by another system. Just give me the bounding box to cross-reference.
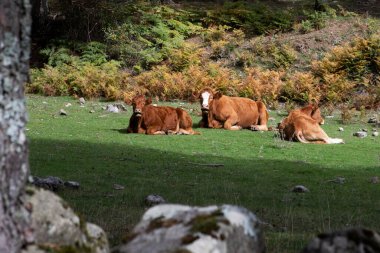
[79,97,85,105]
[353,131,367,138]
[370,176,379,184]
[59,109,67,116]
[292,185,309,193]
[113,184,125,190]
[64,181,80,189]
[144,194,166,207]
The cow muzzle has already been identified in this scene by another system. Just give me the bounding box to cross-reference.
[134,108,142,117]
[201,105,209,112]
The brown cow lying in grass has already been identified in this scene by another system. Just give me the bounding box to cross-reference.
[278,104,344,144]
[127,95,199,135]
[199,88,269,131]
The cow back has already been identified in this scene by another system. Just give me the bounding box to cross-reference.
[142,105,179,131]
[176,108,193,129]
[212,96,260,127]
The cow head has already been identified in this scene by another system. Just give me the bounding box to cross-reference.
[301,104,324,125]
[131,95,152,117]
[199,88,214,112]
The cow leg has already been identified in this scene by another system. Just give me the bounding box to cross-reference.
[210,120,223,128]
[224,114,240,130]
[137,127,147,134]
[255,101,269,131]
[298,127,344,144]
[153,131,166,135]
[251,125,269,131]
[146,126,165,135]
[325,138,345,144]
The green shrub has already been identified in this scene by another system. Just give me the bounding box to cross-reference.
[105,5,202,70]
[299,20,313,34]
[202,1,294,35]
[312,34,380,105]
[79,42,108,66]
[40,47,78,67]
[270,44,297,69]
[308,11,329,30]
[167,41,204,71]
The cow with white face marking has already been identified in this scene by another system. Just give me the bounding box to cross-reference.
[198,88,269,131]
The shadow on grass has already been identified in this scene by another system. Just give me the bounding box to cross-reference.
[29,137,380,252]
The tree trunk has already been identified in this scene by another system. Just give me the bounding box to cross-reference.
[0,0,32,252]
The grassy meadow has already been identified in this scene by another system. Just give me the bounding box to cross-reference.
[27,94,380,253]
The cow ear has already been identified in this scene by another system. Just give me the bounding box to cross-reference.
[146,97,152,105]
[214,92,223,99]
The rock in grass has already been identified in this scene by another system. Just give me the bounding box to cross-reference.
[64,181,80,189]
[370,176,379,184]
[144,194,166,207]
[368,116,378,124]
[32,176,64,191]
[65,102,72,107]
[113,204,265,253]
[292,185,309,193]
[353,131,367,138]
[23,187,109,253]
[338,127,344,131]
[59,109,67,116]
[113,184,125,190]
[79,97,85,105]
[327,177,345,184]
[106,104,120,113]
[301,228,380,253]
[372,132,379,137]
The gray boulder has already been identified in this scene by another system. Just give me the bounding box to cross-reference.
[32,176,64,191]
[24,187,109,253]
[112,204,265,253]
[353,131,368,138]
[302,228,380,253]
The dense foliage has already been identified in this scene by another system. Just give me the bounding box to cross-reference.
[28,1,380,109]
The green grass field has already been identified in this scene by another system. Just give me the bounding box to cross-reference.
[26,95,380,253]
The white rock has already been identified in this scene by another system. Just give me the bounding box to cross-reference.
[106,105,119,113]
[59,109,67,116]
[372,132,379,137]
[338,127,344,131]
[79,97,85,105]
[65,103,72,107]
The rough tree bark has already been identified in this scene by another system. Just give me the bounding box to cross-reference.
[0,0,33,252]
